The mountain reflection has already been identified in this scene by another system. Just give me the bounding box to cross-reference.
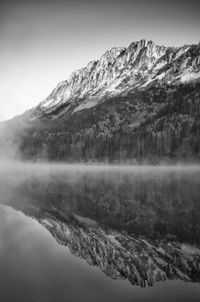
[1,163,200,287]
[15,205,199,287]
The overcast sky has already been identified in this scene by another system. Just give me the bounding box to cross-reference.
[1,0,200,120]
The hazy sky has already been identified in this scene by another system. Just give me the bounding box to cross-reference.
[1,0,200,120]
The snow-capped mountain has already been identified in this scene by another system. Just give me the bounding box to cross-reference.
[1,39,200,162]
[38,39,200,116]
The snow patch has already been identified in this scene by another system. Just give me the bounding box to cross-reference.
[106,79,123,92]
[41,219,53,227]
[181,244,200,255]
[141,78,154,88]
[74,214,98,227]
[175,47,189,60]
[73,97,101,112]
[154,61,167,70]
[180,71,200,83]
[156,72,166,80]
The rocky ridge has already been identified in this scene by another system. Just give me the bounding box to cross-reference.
[37,39,200,117]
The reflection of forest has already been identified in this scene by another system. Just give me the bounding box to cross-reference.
[1,164,200,245]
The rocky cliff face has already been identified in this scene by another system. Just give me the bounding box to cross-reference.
[37,39,200,117]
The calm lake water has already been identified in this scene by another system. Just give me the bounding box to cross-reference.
[1,206,200,302]
[0,163,200,301]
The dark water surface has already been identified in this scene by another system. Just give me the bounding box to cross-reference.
[0,205,200,302]
[0,163,200,301]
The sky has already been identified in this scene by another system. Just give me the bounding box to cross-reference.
[1,0,200,121]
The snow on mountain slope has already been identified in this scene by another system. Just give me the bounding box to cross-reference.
[35,40,200,116]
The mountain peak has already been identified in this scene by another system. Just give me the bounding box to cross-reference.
[106,46,125,56]
[38,40,200,115]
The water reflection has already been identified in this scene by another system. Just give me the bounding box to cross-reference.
[0,163,200,300]
[0,205,200,302]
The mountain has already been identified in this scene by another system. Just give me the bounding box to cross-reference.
[1,39,200,162]
[37,40,200,116]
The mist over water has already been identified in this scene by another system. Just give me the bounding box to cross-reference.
[1,160,200,196]
[1,160,200,243]
[1,161,200,301]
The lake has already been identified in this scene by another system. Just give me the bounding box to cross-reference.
[0,162,200,301]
